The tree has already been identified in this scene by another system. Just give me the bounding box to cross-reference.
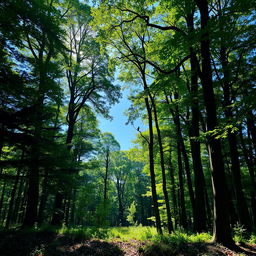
[99,133,120,203]
[111,151,130,226]
[51,0,121,226]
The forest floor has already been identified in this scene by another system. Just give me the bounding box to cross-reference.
[0,227,256,256]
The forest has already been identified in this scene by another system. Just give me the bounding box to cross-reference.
[0,0,256,255]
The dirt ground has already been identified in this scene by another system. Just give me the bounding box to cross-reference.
[0,231,256,256]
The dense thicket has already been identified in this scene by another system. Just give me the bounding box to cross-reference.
[0,0,255,248]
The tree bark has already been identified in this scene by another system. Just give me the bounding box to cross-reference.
[51,192,64,226]
[186,12,207,232]
[116,181,125,226]
[104,150,110,202]
[0,180,6,221]
[65,194,71,226]
[144,93,162,234]
[168,150,178,228]
[22,33,51,227]
[220,41,251,231]
[5,152,23,228]
[247,111,256,153]
[150,94,173,233]
[18,181,28,224]
[70,189,76,225]
[37,170,49,226]
[239,125,256,226]
[52,119,75,226]
[177,141,187,228]
[195,0,234,246]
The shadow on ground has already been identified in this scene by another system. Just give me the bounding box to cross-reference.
[45,238,124,256]
[0,230,124,256]
[1,230,256,256]
[142,242,222,256]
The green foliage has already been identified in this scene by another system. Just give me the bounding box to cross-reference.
[143,232,211,256]
[233,223,247,243]
[126,201,137,226]
[101,226,157,241]
[94,200,111,227]
[151,232,211,244]
[51,225,156,241]
[58,226,109,240]
[54,226,212,243]
[249,234,256,244]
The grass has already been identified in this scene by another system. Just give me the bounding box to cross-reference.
[143,231,212,256]
[105,226,157,240]
[1,225,255,256]
[54,225,157,241]
[8,224,256,243]
[56,226,212,243]
[41,225,214,255]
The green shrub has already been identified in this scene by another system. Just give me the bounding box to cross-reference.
[143,232,211,256]
[127,201,137,226]
[249,234,256,244]
[233,223,247,243]
[189,233,212,243]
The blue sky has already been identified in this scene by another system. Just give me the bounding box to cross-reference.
[98,88,145,151]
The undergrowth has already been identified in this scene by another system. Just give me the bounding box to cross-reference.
[1,225,256,256]
[143,232,212,256]
[56,225,157,241]
[4,224,255,244]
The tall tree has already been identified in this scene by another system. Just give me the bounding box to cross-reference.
[195,0,234,246]
[51,0,120,226]
[98,133,120,204]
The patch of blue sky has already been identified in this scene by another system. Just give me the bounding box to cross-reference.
[98,83,146,151]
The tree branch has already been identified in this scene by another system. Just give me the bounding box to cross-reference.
[139,55,191,75]
[116,7,187,36]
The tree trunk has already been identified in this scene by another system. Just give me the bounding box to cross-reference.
[205,186,212,229]
[186,12,207,232]
[0,180,6,221]
[117,184,125,226]
[247,111,256,153]
[37,170,49,226]
[51,192,64,226]
[66,119,75,151]
[104,150,110,202]
[70,189,76,225]
[150,94,173,233]
[239,125,256,225]
[18,181,28,224]
[173,93,195,217]
[5,152,23,228]
[220,44,251,231]
[195,0,234,246]
[168,150,178,228]
[177,141,187,228]
[11,174,24,224]
[144,94,162,234]
[65,194,71,226]
[22,150,39,227]
[22,48,49,227]
[52,119,75,226]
